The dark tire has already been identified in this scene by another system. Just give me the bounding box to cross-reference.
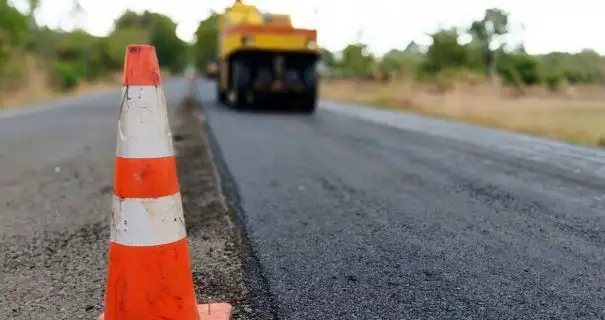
[230,60,252,110]
[233,90,251,111]
[219,91,227,104]
[299,89,317,114]
[300,63,318,114]
[216,82,226,104]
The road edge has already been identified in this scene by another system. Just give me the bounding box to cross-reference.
[320,98,605,149]
[187,91,281,319]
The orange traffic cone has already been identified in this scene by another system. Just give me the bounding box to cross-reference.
[98,44,232,320]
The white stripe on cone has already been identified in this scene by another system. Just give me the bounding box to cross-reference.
[117,85,174,159]
[111,193,187,246]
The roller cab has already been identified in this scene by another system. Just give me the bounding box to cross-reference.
[216,0,320,113]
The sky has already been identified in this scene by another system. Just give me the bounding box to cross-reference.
[8,0,605,56]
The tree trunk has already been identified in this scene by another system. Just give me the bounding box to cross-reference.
[485,49,499,87]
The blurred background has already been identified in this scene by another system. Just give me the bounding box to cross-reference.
[2,0,605,145]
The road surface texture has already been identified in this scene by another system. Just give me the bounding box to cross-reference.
[0,78,269,319]
[2,76,605,320]
[195,79,605,320]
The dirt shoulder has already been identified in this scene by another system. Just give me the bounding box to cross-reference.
[0,80,117,109]
[321,79,605,148]
[0,55,172,109]
[0,56,118,109]
[173,98,276,319]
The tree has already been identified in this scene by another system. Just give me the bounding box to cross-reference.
[0,0,28,46]
[112,10,188,73]
[340,43,375,77]
[114,10,154,31]
[378,49,405,74]
[403,41,421,54]
[421,28,470,75]
[66,1,96,78]
[193,12,219,73]
[321,48,336,68]
[0,0,28,90]
[0,0,28,74]
[25,0,39,31]
[497,52,540,86]
[469,8,509,80]
[150,15,187,73]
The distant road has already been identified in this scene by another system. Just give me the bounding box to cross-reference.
[198,79,605,320]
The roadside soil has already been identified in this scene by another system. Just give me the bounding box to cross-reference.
[0,56,120,108]
[174,97,275,319]
[321,79,605,147]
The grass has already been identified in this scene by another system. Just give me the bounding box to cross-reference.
[320,78,605,148]
[0,55,120,109]
[0,58,174,109]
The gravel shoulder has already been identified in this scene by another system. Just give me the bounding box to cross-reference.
[173,97,275,319]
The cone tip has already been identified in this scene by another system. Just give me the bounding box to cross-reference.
[122,44,162,86]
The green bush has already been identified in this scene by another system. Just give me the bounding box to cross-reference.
[542,70,564,91]
[51,61,80,91]
[497,53,541,86]
[420,29,472,76]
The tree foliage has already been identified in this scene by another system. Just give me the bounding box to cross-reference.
[192,12,219,73]
[2,2,605,96]
[311,8,605,88]
[421,29,473,75]
[111,10,188,73]
[0,0,28,46]
[469,8,509,78]
[148,13,188,73]
[189,7,595,88]
[0,0,29,89]
[0,2,189,93]
[321,49,336,68]
[339,43,375,77]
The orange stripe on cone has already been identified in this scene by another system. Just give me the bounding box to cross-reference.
[114,156,180,198]
[103,239,198,319]
[99,44,232,320]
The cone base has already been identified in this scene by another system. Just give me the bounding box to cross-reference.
[195,303,233,320]
[98,303,232,320]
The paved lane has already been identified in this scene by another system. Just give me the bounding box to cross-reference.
[198,80,605,320]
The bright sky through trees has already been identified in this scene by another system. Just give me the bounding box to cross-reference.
[9,0,605,55]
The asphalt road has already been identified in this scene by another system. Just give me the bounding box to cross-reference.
[0,85,125,319]
[195,80,605,320]
[1,77,604,320]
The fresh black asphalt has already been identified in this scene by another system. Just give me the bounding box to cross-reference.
[197,80,605,320]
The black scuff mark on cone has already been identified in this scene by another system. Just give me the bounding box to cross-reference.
[119,86,129,115]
